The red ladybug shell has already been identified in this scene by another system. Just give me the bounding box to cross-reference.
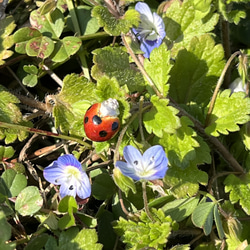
[84,103,120,142]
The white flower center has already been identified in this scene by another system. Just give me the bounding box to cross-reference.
[138,14,159,41]
[65,166,81,181]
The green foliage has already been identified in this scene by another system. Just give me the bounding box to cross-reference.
[0,146,15,162]
[0,85,31,143]
[224,172,250,215]
[114,209,173,249]
[92,6,140,36]
[205,90,250,137]
[22,65,38,87]
[0,16,16,65]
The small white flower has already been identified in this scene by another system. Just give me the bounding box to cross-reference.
[229,78,247,93]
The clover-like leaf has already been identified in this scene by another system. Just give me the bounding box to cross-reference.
[224,172,250,215]
[164,163,208,198]
[143,95,181,138]
[144,43,172,96]
[169,34,225,105]
[160,116,200,169]
[15,186,43,216]
[22,65,38,87]
[0,16,16,65]
[163,0,219,49]
[205,90,250,137]
[92,6,140,36]
[30,8,64,39]
[53,74,96,136]
[50,36,82,62]
[92,46,146,93]
[0,85,32,143]
[26,36,54,59]
[0,146,15,162]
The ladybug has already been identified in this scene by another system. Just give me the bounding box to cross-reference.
[84,98,120,142]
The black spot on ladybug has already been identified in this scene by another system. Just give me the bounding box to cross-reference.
[99,130,108,137]
[112,121,119,131]
[84,117,89,124]
[69,185,74,190]
[93,115,102,125]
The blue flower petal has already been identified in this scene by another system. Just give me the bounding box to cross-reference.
[135,2,154,22]
[140,39,162,58]
[76,172,91,199]
[123,145,143,172]
[43,163,65,184]
[59,181,77,198]
[57,154,82,170]
[115,161,140,181]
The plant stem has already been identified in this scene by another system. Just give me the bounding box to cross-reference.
[142,181,155,222]
[205,51,241,126]
[0,121,92,148]
[139,96,145,142]
[121,35,163,98]
[79,31,110,41]
[66,0,81,35]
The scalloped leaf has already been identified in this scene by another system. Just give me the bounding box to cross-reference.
[143,95,181,138]
[0,146,15,161]
[144,43,172,96]
[26,36,54,59]
[92,6,140,36]
[0,85,32,143]
[169,34,225,105]
[14,27,42,54]
[91,46,146,93]
[205,90,250,137]
[53,74,96,136]
[50,36,82,62]
[114,209,173,249]
[160,116,200,169]
[224,172,250,215]
[30,8,64,39]
[163,0,219,49]
[0,16,16,65]
[164,163,208,198]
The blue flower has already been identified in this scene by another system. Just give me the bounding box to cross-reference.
[115,145,168,181]
[43,154,91,199]
[133,2,166,58]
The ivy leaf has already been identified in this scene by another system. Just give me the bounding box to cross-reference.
[30,8,64,39]
[0,16,16,65]
[53,74,96,136]
[144,43,172,96]
[0,85,32,143]
[50,36,82,63]
[92,46,146,92]
[92,6,140,36]
[169,34,225,105]
[159,116,200,169]
[224,172,250,215]
[205,90,250,137]
[114,209,173,249]
[164,163,208,198]
[163,0,219,49]
[143,95,181,138]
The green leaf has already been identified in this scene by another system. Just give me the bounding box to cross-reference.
[162,197,199,222]
[113,168,136,196]
[164,164,208,198]
[0,211,16,250]
[0,16,16,65]
[26,36,54,59]
[15,186,43,216]
[114,209,173,249]
[144,43,172,96]
[1,169,27,197]
[163,0,219,49]
[92,173,117,200]
[224,172,250,215]
[143,95,181,138]
[92,6,140,36]
[0,146,15,162]
[205,90,250,137]
[51,37,82,62]
[67,6,99,35]
[191,202,215,235]
[30,8,64,39]
[160,116,200,169]
[213,204,225,239]
[22,65,39,87]
[169,34,225,105]
[24,234,50,250]
[92,46,146,92]
[53,73,96,136]
[0,85,32,143]
[14,27,42,54]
